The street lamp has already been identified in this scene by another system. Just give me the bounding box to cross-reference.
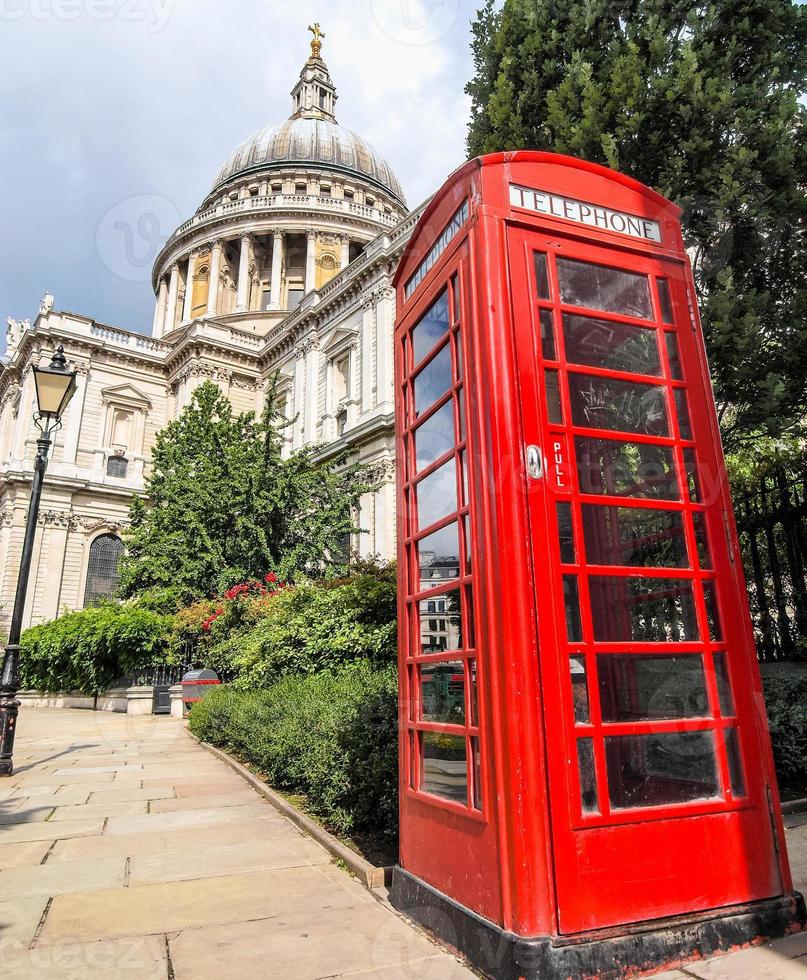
[0,346,77,776]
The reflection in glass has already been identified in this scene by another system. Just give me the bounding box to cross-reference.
[557,257,652,320]
[562,313,660,376]
[557,502,576,563]
[458,389,466,440]
[421,732,467,803]
[545,370,563,424]
[570,656,589,723]
[713,652,735,715]
[454,329,463,380]
[419,589,462,653]
[417,458,457,531]
[465,586,476,648]
[675,389,693,440]
[472,736,482,810]
[582,504,689,568]
[460,449,469,506]
[577,739,598,813]
[534,252,550,299]
[576,437,679,500]
[564,575,583,642]
[589,576,700,642]
[420,661,466,724]
[726,729,746,797]
[665,332,683,380]
[703,581,722,640]
[692,511,712,567]
[470,659,478,726]
[412,290,449,363]
[606,731,719,809]
[597,654,709,722]
[569,374,669,436]
[683,448,701,502]
[408,731,416,789]
[414,344,452,417]
[657,279,674,324]
[540,309,557,360]
[462,514,472,575]
[414,400,454,472]
[452,275,461,322]
[417,522,460,592]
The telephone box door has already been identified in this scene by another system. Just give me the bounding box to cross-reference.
[508,226,782,934]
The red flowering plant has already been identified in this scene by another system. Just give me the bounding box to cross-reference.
[201,572,286,635]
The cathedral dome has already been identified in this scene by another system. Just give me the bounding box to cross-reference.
[211,117,405,207]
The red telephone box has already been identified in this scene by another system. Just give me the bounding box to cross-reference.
[390,152,804,979]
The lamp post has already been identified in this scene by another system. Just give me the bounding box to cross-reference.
[0,346,77,777]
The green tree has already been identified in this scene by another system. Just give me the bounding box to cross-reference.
[118,380,373,598]
[466,0,807,450]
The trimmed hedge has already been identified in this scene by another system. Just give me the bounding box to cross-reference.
[188,662,399,847]
[19,605,171,695]
[763,671,807,798]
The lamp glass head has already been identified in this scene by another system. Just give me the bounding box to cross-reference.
[32,346,77,419]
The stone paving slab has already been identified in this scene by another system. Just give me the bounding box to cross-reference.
[0,856,126,901]
[0,895,50,950]
[0,935,168,979]
[0,840,53,870]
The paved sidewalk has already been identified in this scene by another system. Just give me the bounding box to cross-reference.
[0,708,804,979]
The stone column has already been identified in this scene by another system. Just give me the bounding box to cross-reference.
[269,231,284,310]
[304,342,320,444]
[206,240,223,315]
[305,231,317,293]
[164,264,180,334]
[153,277,168,338]
[235,234,252,313]
[361,296,375,413]
[340,236,350,270]
[375,285,395,410]
[182,254,196,322]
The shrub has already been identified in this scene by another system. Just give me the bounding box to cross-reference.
[20,604,172,695]
[188,662,399,846]
[763,671,807,796]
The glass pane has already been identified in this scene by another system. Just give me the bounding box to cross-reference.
[534,252,550,299]
[703,581,722,640]
[606,732,719,810]
[454,329,463,380]
[577,738,598,813]
[457,389,466,440]
[562,313,660,376]
[416,458,457,531]
[540,308,556,360]
[421,732,467,803]
[408,731,416,789]
[417,522,460,592]
[420,661,465,724]
[418,589,462,653]
[414,400,454,472]
[576,437,679,500]
[465,586,476,648]
[545,369,563,424]
[462,514,472,575]
[675,389,692,440]
[692,511,712,567]
[569,374,669,436]
[564,575,583,642]
[713,652,735,715]
[412,290,449,363]
[570,656,590,723]
[469,659,478,726]
[726,729,746,797]
[665,332,683,380]
[597,654,709,722]
[472,736,482,810]
[557,502,576,563]
[582,504,689,568]
[460,449,469,506]
[589,576,700,642]
[414,344,451,417]
[451,275,460,322]
[683,448,701,502]
[657,279,674,324]
[557,257,652,319]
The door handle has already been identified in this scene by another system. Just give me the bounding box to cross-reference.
[526,444,544,480]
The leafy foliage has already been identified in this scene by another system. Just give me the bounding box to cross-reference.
[188,663,399,849]
[19,605,171,695]
[466,0,807,449]
[763,671,807,796]
[118,380,374,599]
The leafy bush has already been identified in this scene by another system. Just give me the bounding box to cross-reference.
[188,662,399,848]
[20,604,171,695]
[763,671,807,797]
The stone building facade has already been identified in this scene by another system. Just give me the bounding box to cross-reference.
[0,30,422,632]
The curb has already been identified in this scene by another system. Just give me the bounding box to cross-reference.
[782,798,807,815]
[189,731,392,890]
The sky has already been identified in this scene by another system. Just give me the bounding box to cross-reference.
[0,0,476,353]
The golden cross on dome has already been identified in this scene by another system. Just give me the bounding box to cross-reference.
[308,22,325,58]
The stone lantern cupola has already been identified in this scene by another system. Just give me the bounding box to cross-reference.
[290,23,337,123]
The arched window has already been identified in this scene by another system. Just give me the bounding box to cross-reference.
[84,534,124,607]
[106,456,128,478]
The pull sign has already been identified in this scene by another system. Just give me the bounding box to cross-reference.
[526,445,543,480]
[550,434,573,494]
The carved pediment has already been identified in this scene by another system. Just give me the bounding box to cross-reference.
[100,384,152,410]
